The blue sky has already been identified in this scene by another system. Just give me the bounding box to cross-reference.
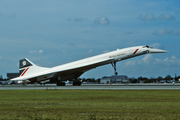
[0,0,180,79]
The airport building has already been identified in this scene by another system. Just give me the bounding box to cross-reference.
[100,75,135,84]
[7,73,20,80]
[100,77,111,84]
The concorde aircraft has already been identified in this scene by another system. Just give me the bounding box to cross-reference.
[11,45,167,86]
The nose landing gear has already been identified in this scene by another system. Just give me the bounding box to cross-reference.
[111,62,118,75]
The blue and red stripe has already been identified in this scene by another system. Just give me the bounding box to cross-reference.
[21,68,29,76]
[133,49,139,54]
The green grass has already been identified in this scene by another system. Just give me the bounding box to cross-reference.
[0,90,180,120]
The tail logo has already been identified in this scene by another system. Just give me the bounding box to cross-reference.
[22,61,27,66]
[19,58,33,69]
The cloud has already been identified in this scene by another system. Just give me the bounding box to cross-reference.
[155,58,161,62]
[171,56,176,59]
[121,54,180,78]
[124,54,180,71]
[138,13,175,21]
[153,29,167,35]
[151,43,164,49]
[142,54,153,63]
[164,56,177,62]
[125,60,135,66]
[137,13,156,21]
[62,50,68,54]
[39,50,44,53]
[153,29,180,35]
[124,54,153,67]
[0,12,16,17]
[151,43,161,48]
[67,18,86,22]
[94,17,110,25]
[125,31,138,35]
[88,50,93,54]
[143,13,156,21]
[155,55,180,66]
[159,13,175,20]
[161,56,180,66]
[29,50,44,54]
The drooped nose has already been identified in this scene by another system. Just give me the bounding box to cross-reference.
[148,48,168,53]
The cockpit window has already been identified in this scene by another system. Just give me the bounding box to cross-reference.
[143,45,149,48]
[142,45,153,48]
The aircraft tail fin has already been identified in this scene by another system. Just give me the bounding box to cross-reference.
[19,58,35,69]
[19,58,49,77]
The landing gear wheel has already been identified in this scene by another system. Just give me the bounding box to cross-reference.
[57,81,65,86]
[114,72,118,75]
[77,81,82,86]
[73,81,76,86]
[73,80,82,86]
[111,62,118,76]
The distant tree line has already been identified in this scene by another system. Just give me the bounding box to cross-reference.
[80,74,180,83]
[134,75,180,83]
[0,75,8,81]
[81,74,180,83]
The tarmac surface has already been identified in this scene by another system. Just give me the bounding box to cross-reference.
[0,83,180,90]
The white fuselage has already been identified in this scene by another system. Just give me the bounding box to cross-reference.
[11,45,167,81]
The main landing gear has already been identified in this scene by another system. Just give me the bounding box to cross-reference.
[73,78,82,86]
[73,81,81,86]
[111,62,118,75]
[57,81,65,86]
[56,75,65,86]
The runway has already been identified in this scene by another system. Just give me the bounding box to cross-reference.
[0,84,180,90]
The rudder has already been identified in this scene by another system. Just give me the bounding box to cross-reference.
[19,58,49,77]
[19,58,36,77]
[19,58,35,69]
